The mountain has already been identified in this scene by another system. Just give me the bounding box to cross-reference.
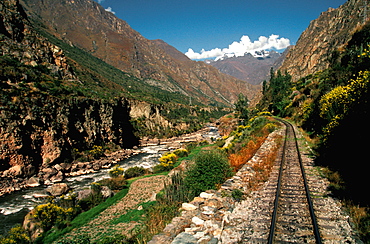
[0,0,236,196]
[279,0,367,82]
[205,50,289,85]
[19,0,258,106]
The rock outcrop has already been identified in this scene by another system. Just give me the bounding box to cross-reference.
[279,0,369,81]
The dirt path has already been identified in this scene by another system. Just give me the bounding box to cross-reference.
[63,175,167,242]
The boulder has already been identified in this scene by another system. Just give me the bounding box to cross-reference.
[182,203,198,211]
[77,189,93,200]
[50,171,64,183]
[46,183,70,196]
[7,165,23,177]
[27,177,42,187]
[23,209,44,241]
[101,186,114,198]
[171,233,197,244]
[192,216,204,226]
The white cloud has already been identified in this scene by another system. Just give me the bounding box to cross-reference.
[97,0,104,3]
[105,7,115,14]
[185,34,290,60]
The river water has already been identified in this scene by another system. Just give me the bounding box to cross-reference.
[0,125,220,235]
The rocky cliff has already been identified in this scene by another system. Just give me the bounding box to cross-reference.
[19,0,258,106]
[279,0,369,81]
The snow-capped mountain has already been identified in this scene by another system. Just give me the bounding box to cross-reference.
[205,48,290,85]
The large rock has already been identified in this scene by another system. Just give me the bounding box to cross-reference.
[77,189,93,200]
[50,171,64,183]
[171,233,197,244]
[23,209,44,241]
[26,176,42,187]
[46,183,70,196]
[279,1,367,81]
[101,186,114,198]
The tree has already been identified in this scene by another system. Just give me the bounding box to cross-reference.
[234,93,249,122]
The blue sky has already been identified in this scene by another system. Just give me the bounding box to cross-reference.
[95,0,347,59]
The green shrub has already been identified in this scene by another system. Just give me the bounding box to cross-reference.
[163,173,192,204]
[184,150,232,197]
[98,176,127,191]
[108,165,124,178]
[231,189,244,202]
[124,166,146,179]
[215,139,225,147]
[152,164,169,174]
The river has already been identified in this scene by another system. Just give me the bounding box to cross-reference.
[0,125,220,235]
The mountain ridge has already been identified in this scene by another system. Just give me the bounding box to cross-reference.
[20,0,259,106]
[205,49,290,85]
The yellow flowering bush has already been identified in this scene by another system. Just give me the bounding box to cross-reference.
[109,164,124,178]
[264,123,277,133]
[33,203,74,231]
[172,148,188,158]
[358,43,370,59]
[320,70,370,137]
[159,152,177,168]
[256,111,272,117]
[0,225,30,244]
[89,145,104,159]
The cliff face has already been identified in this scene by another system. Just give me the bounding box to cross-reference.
[0,0,74,81]
[279,0,369,81]
[19,0,258,105]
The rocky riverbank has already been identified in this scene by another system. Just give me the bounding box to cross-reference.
[0,124,217,197]
[0,148,137,197]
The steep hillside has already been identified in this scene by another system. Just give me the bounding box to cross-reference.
[20,0,258,106]
[206,50,288,85]
[257,1,370,238]
[279,0,368,81]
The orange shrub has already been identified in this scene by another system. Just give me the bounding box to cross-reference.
[229,135,267,172]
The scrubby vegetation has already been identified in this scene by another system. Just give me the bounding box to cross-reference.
[126,113,277,243]
[184,150,233,197]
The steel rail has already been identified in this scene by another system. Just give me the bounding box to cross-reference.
[267,119,288,244]
[268,118,322,244]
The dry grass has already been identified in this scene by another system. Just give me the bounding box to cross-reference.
[344,201,370,241]
[248,135,282,191]
[218,114,238,136]
[228,128,271,172]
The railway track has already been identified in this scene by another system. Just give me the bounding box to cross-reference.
[233,119,322,243]
[267,119,322,243]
